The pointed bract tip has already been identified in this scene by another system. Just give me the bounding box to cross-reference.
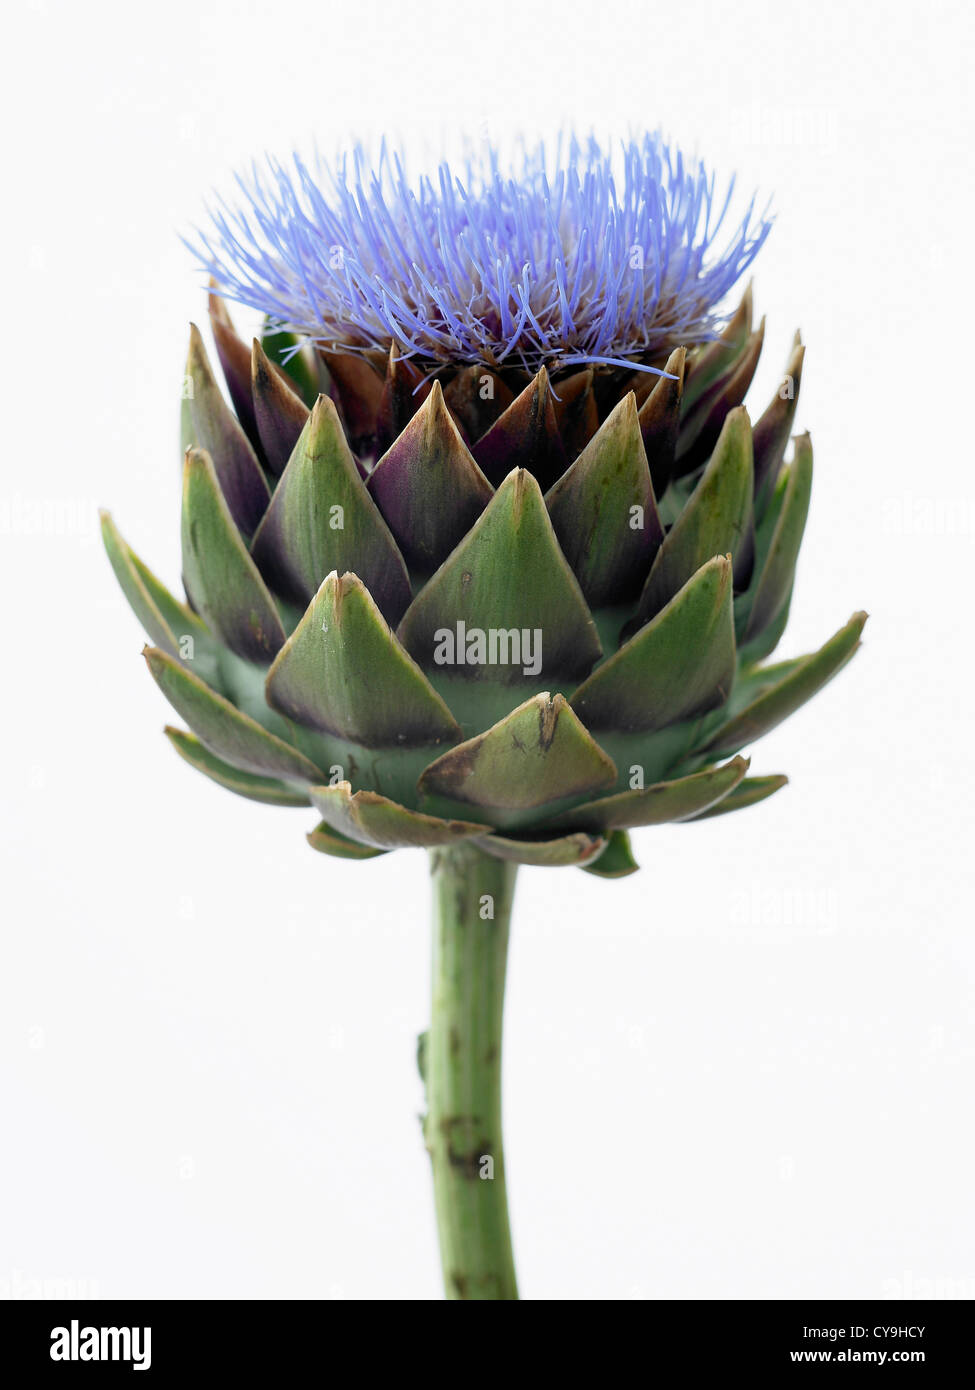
[311,778,354,797]
[207,281,234,325]
[309,392,342,431]
[617,390,640,424]
[503,466,544,511]
[665,345,687,376]
[183,444,210,470]
[501,465,532,489]
[250,336,275,383]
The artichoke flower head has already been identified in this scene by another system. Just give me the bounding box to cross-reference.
[102,134,865,875]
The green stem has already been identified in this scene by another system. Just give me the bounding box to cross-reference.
[423,843,519,1301]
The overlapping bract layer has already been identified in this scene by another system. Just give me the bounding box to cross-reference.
[102,286,864,875]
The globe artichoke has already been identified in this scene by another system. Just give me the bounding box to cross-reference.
[101,136,865,1300]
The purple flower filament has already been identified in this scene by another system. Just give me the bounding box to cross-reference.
[189,134,772,378]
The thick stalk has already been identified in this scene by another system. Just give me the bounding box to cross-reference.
[423,843,518,1301]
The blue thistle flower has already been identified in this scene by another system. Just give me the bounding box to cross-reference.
[190,134,771,378]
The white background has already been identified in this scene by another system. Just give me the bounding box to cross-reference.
[1,0,972,1300]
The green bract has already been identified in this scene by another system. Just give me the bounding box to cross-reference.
[102,286,865,875]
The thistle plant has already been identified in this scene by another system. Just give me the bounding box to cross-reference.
[102,134,865,1301]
